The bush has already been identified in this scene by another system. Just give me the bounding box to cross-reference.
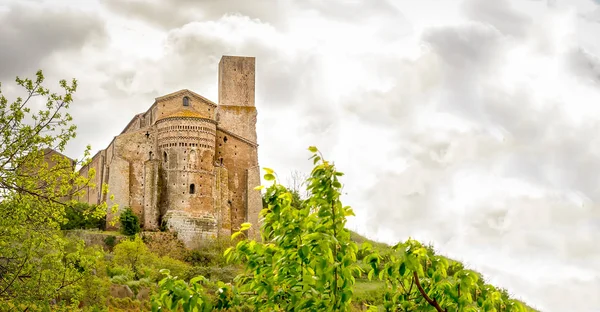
[184,266,239,283]
[104,235,117,250]
[112,235,151,279]
[149,256,191,282]
[183,237,232,266]
[61,202,104,230]
[119,207,140,236]
[184,249,220,266]
[142,232,187,261]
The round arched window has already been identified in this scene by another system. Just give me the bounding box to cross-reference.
[183,96,190,106]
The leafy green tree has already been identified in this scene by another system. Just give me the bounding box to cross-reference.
[113,234,152,280]
[152,272,215,312]
[152,147,529,312]
[0,71,109,309]
[120,207,141,236]
[364,239,528,311]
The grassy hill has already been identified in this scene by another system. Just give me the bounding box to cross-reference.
[349,231,538,311]
[73,229,537,311]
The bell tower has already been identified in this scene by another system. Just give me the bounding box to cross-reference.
[215,55,261,237]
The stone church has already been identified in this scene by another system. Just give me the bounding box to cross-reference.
[75,55,262,247]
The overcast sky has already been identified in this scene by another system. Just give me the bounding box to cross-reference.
[2,0,600,310]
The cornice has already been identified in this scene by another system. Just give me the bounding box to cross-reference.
[216,127,259,148]
[155,89,218,108]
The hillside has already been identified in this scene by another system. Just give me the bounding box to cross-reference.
[349,231,538,311]
[65,228,537,311]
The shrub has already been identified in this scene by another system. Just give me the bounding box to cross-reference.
[142,232,187,261]
[107,266,134,279]
[112,235,151,279]
[104,235,117,250]
[184,266,239,283]
[119,207,140,236]
[149,256,191,282]
[184,249,220,266]
[183,237,232,267]
[61,202,104,230]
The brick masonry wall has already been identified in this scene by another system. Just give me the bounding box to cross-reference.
[67,56,261,248]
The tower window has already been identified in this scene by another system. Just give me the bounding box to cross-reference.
[223,136,228,143]
[163,151,168,163]
[189,184,195,194]
[183,96,190,106]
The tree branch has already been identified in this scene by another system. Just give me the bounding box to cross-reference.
[412,271,446,312]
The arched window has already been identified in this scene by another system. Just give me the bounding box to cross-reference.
[183,96,190,106]
[163,151,168,163]
[189,184,195,194]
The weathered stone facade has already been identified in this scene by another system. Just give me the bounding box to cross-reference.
[75,55,261,248]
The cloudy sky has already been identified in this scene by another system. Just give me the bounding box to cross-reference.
[2,0,600,310]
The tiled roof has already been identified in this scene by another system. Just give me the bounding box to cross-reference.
[162,109,207,119]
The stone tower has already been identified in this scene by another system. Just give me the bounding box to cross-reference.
[71,55,262,248]
[215,56,262,238]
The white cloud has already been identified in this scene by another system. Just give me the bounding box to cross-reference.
[1,0,600,310]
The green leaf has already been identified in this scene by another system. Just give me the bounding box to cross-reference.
[264,173,275,181]
[240,222,252,231]
[308,146,318,153]
[190,276,206,285]
[231,231,243,240]
[399,262,406,276]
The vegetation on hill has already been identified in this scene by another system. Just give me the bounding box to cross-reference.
[0,72,535,311]
[151,147,534,312]
[0,71,108,310]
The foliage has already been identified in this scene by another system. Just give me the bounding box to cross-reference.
[151,272,215,312]
[353,280,386,309]
[154,146,359,311]
[236,146,358,311]
[112,235,153,280]
[362,239,528,312]
[110,234,194,287]
[119,207,140,236]
[0,71,113,309]
[104,235,117,250]
[0,232,105,310]
[184,266,239,284]
[184,237,232,267]
[152,146,530,312]
[61,202,105,230]
[143,232,188,261]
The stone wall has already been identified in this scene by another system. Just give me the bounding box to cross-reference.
[218,56,255,107]
[162,210,218,249]
[143,159,160,229]
[155,90,216,122]
[156,117,217,216]
[214,166,231,237]
[246,165,262,240]
[112,127,157,221]
[77,150,105,205]
[105,155,129,228]
[215,130,258,231]
[66,55,261,248]
[216,106,258,143]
